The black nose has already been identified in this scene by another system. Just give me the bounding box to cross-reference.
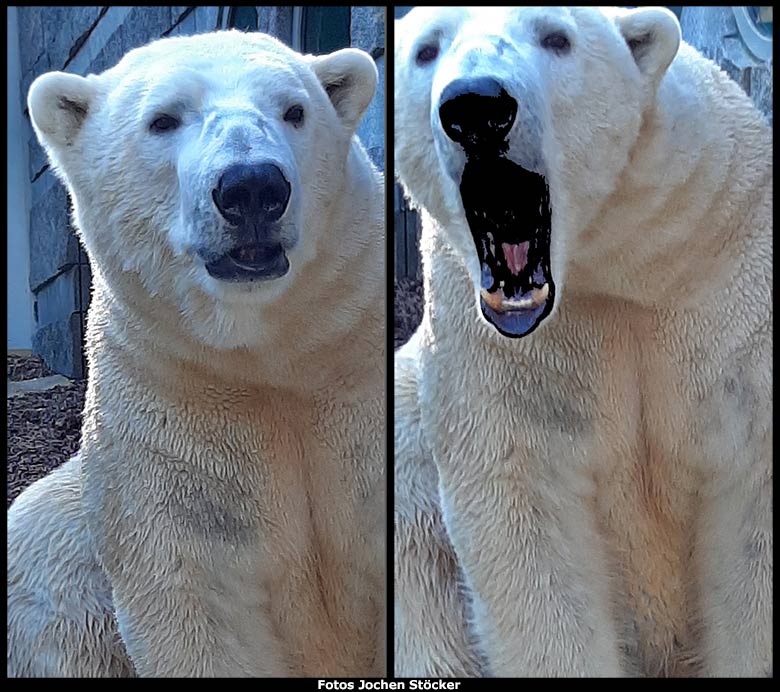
[439,77,517,148]
[213,163,291,226]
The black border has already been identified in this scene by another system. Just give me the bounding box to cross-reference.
[384,4,395,679]
[5,2,779,685]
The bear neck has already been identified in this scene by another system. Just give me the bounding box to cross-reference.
[568,44,771,317]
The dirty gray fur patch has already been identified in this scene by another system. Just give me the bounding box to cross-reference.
[742,535,767,561]
[165,466,262,546]
[494,38,511,57]
[185,494,258,545]
[179,189,232,258]
[59,96,88,117]
[740,489,769,562]
[696,359,760,455]
[521,388,592,436]
[617,616,643,676]
[491,381,595,437]
[721,364,759,444]
[456,562,492,676]
[722,361,758,408]
[544,393,591,435]
[167,495,258,546]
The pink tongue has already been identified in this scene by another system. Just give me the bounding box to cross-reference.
[502,241,529,276]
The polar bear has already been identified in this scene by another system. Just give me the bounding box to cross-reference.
[394,6,771,678]
[9,31,385,677]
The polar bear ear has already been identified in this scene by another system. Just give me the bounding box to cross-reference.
[28,71,97,149]
[616,7,681,82]
[309,48,378,132]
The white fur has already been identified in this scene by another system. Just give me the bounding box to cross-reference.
[395,7,772,677]
[10,31,385,677]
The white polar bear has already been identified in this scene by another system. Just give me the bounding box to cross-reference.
[394,6,771,677]
[9,31,386,677]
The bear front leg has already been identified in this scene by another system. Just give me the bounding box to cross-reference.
[81,463,288,676]
[436,454,624,677]
[101,542,289,677]
[697,466,772,677]
[395,511,486,676]
[693,339,772,678]
[7,456,135,678]
[394,339,485,676]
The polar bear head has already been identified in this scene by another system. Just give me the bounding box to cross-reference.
[28,31,378,350]
[396,6,681,337]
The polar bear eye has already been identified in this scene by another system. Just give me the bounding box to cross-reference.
[415,44,439,66]
[149,114,181,134]
[541,32,571,53]
[284,105,305,128]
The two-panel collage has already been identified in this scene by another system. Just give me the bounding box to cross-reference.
[6,5,772,681]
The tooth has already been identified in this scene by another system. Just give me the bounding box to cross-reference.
[500,283,550,310]
[533,282,549,304]
[502,295,536,310]
[510,283,548,307]
[481,283,549,313]
[480,288,505,312]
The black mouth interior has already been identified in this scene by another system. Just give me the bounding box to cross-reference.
[460,152,555,338]
[205,242,289,282]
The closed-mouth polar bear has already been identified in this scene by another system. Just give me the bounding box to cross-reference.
[394,6,771,678]
[9,31,385,677]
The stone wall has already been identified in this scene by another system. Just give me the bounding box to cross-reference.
[7,7,35,351]
[15,6,385,378]
[680,6,772,125]
[352,6,386,169]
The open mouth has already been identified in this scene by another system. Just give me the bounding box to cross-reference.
[204,242,289,282]
[460,153,555,338]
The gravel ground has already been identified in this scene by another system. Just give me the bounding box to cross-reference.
[394,278,425,350]
[7,356,85,508]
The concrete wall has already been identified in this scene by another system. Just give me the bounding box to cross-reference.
[7,7,34,351]
[12,6,385,377]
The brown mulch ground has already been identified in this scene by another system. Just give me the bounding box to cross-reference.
[7,357,85,508]
[394,277,425,350]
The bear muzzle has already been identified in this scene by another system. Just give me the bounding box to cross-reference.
[438,77,517,150]
[204,162,293,282]
[435,79,556,338]
[212,162,291,227]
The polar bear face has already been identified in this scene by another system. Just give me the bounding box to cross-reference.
[28,31,377,349]
[396,6,680,337]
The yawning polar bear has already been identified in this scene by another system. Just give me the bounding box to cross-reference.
[394,6,772,677]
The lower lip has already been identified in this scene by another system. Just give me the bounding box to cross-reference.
[479,287,552,338]
[204,246,290,282]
